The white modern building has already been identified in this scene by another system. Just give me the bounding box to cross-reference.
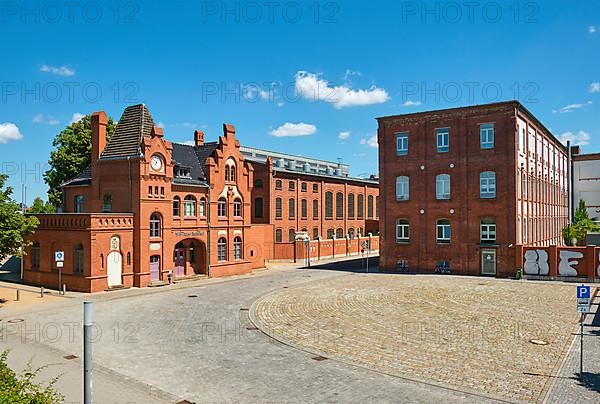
[573,152,600,224]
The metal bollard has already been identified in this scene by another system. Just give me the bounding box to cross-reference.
[63,284,66,295]
[16,289,20,301]
[40,286,44,298]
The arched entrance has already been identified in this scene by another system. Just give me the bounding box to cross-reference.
[173,239,207,277]
[107,236,122,287]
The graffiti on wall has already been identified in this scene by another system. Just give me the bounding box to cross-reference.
[524,249,587,276]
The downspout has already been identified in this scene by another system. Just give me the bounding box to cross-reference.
[127,157,132,212]
[567,140,572,225]
[207,185,211,277]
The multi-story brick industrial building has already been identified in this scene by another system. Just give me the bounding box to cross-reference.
[377,101,569,277]
[241,147,379,242]
[23,104,379,292]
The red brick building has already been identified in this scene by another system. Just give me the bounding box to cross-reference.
[377,101,568,277]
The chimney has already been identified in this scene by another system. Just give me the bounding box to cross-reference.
[151,125,164,138]
[91,111,107,159]
[194,130,204,147]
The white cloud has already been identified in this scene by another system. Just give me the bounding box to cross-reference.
[33,113,60,125]
[181,140,196,146]
[590,25,598,34]
[0,123,24,143]
[558,130,591,146]
[553,101,592,114]
[343,69,362,81]
[338,131,350,140]
[48,119,60,125]
[590,82,600,94]
[40,64,75,77]
[295,71,390,109]
[70,112,85,124]
[403,100,422,107]
[270,122,317,137]
[157,122,166,128]
[360,135,378,148]
[32,114,44,123]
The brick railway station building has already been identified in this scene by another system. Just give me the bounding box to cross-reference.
[23,104,378,292]
[377,101,569,277]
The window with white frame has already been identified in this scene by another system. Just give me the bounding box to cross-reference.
[396,176,409,201]
[173,196,180,217]
[233,198,242,217]
[436,174,451,200]
[218,198,227,217]
[480,218,496,243]
[74,195,84,213]
[217,237,227,261]
[233,236,242,260]
[436,219,451,243]
[480,171,496,198]
[275,198,282,219]
[480,123,495,149]
[150,213,161,238]
[396,219,410,243]
[199,198,206,217]
[396,133,409,155]
[184,195,196,217]
[436,128,449,153]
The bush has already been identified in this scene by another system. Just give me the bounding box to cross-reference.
[0,350,63,403]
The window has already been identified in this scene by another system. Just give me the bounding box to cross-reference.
[74,244,84,274]
[218,198,227,217]
[313,228,319,240]
[289,181,295,191]
[254,179,263,189]
[233,237,242,260]
[396,176,409,201]
[436,128,449,153]
[184,195,196,217]
[348,194,355,218]
[336,192,344,219]
[396,133,409,155]
[150,213,161,238]
[275,180,282,190]
[436,174,451,200]
[102,194,112,213]
[254,197,264,218]
[275,229,283,243]
[480,123,495,149]
[313,200,319,219]
[31,242,40,269]
[312,184,318,192]
[327,228,335,239]
[74,195,83,213]
[376,196,380,219]
[396,220,410,243]
[325,192,333,218]
[368,195,374,219]
[199,198,206,217]
[348,228,355,239]
[357,195,364,219]
[481,218,496,243]
[301,183,307,192]
[233,198,242,217]
[217,237,227,261]
[173,196,180,217]
[289,229,295,242]
[148,186,153,197]
[480,171,496,198]
[436,219,451,244]
[275,198,282,219]
[301,199,307,218]
[288,198,295,219]
[225,160,236,183]
[336,228,344,239]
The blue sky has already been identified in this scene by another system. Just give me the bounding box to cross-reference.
[1,0,599,202]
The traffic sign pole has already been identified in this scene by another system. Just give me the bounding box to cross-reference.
[580,315,584,374]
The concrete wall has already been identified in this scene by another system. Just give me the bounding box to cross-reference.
[516,245,600,280]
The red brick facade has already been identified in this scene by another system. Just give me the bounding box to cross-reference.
[377,101,568,277]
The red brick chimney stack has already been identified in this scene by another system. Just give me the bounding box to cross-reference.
[194,130,204,147]
[91,111,107,160]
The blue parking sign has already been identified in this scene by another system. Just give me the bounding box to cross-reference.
[577,285,591,299]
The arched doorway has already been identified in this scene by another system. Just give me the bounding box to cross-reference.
[173,239,207,277]
[107,236,122,287]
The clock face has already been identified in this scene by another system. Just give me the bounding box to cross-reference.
[151,155,163,171]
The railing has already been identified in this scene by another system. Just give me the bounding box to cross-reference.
[31,213,134,230]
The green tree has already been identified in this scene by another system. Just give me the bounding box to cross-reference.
[29,197,55,214]
[0,351,63,404]
[44,115,116,208]
[562,199,600,245]
[0,175,39,261]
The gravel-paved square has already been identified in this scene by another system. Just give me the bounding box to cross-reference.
[251,274,580,402]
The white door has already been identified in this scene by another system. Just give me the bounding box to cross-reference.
[107,251,122,287]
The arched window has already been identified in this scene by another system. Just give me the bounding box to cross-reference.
[367,195,374,219]
[74,244,84,274]
[348,194,355,218]
[275,179,282,190]
[217,237,227,261]
[327,228,335,239]
[173,196,180,217]
[481,218,497,243]
[336,228,344,239]
[224,165,230,182]
[150,213,161,238]
[225,159,236,183]
[301,199,307,218]
[275,228,283,242]
[233,236,243,260]
[184,195,196,217]
[31,242,40,270]
[199,198,206,217]
[436,219,451,244]
[336,192,344,219]
[325,192,333,218]
[312,200,319,219]
[480,171,496,198]
[436,174,451,200]
[348,228,355,239]
[312,228,319,240]
[218,198,227,217]
[254,179,263,189]
[233,198,243,217]
[396,176,409,201]
[254,197,264,218]
[396,219,410,243]
[275,198,282,219]
[357,195,364,219]
[288,198,296,219]
[289,229,296,242]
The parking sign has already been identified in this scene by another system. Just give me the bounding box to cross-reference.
[55,251,64,262]
[577,285,591,313]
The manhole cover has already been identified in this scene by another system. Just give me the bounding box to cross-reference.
[530,339,549,345]
[64,355,78,360]
[7,319,24,323]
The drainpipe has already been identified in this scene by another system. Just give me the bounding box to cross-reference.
[207,185,211,277]
[127,157,132,212]
[567,141,572,225]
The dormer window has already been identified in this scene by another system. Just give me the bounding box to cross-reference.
[225,158,236,183]
[175,166,191,178]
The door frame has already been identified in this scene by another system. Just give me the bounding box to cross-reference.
[480,248,497,275]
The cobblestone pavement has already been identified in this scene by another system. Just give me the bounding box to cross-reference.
[251,274,581,403]
[546,294,600,403]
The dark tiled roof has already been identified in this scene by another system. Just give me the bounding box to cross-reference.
[100,104,155,159]
[61,165,92,187]
[171,141,219,185]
